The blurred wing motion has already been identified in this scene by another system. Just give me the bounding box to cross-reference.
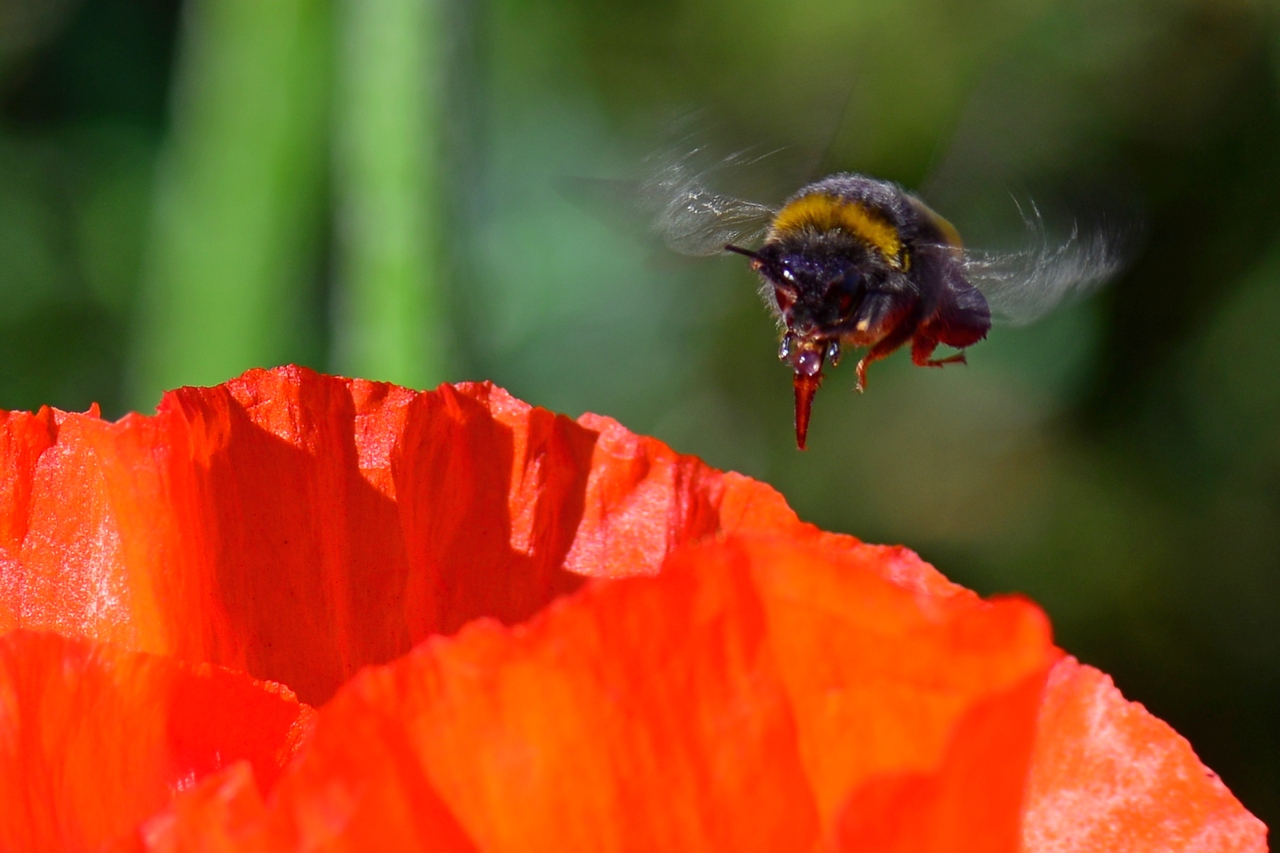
[641,146,776,257]
[960,204,1134,326]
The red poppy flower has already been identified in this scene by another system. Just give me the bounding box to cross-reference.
[0,366,1266,851]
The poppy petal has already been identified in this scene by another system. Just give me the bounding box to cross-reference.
[139,534,1060,852]
[1023,656,1267,852]
[0,629,313,852]
[0,408,56,630]
[747,536,1057,853]
[0,367,1266,850]
[0,367,807,705]
[134,762,273,853]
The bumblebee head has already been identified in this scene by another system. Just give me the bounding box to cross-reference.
[728,240,874,451]
[725,240,871,357]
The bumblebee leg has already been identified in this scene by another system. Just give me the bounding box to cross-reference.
[911,333,968,368]
[926,352,967,367]
[853,318,916,393]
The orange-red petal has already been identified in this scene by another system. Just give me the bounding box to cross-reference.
[0,367,808,705]
[136,534,1059,852]
[747,537,1056,853]
[1023,656,1267,851]
[0,367,1266,850]
[0,629,312,851]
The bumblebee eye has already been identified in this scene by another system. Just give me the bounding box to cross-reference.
[829,271,864,318]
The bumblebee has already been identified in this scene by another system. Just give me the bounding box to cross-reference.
[645,152,1128,449]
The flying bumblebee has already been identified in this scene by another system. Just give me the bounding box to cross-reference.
[644,147,1130,449]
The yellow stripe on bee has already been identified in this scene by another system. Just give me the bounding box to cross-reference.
[769,194,907,269]
[907,196,964,250]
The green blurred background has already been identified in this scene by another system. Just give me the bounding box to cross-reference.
[2,0,1277,824]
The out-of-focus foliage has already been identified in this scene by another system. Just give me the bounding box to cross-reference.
[131,0,332,400]
[0,0,1277,826]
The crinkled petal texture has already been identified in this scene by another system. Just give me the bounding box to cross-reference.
[0,366,1267,852]
[0,367,799,706]
[136,535,1055,852]
[0,629,312,851]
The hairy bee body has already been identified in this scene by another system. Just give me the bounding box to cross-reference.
[643,150,1128,449]
[732,174,991,446]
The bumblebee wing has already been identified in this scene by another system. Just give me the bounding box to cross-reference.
[960,206,1134,326]
[648,186,776,256]
[641,146,777,256]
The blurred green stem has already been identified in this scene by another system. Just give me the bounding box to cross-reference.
[129,0,331,410]
[333,0,450,387]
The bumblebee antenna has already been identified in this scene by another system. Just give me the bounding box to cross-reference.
[724,244,765,262]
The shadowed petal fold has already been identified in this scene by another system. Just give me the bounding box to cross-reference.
[0,367,804,705]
